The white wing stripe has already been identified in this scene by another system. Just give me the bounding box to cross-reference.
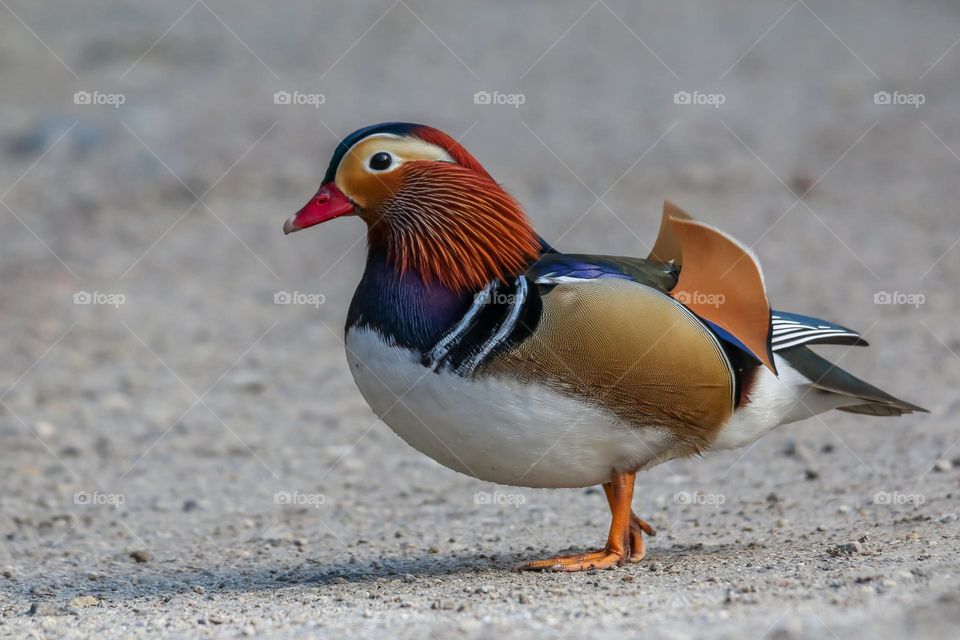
[773,334,858,350]
[769,314,861,351]
[535,274,588,284]
[772,328,856,341]
[771,326,819,337]
[771,330,860,350]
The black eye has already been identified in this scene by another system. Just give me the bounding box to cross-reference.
[369,152,392,171]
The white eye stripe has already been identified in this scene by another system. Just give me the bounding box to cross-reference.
[349,135,453,163]
[337,135,455,186]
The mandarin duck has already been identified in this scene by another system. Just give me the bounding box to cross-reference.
[283,122,926,572]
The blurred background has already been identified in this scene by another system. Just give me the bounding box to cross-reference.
[1,1,958,637]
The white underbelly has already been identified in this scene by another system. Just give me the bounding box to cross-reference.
[344,327,678,488]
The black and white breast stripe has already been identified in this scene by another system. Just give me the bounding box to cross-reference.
[456,277,528,375]
[426,280,496,371]
[422,276,540,376]
[770,313,865,351]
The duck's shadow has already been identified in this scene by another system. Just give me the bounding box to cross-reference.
[7,544,743,606]
[5,552,510,605]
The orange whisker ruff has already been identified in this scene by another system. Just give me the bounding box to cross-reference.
[374,162,541,292]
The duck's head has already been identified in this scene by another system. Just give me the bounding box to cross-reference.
[284,122,540,293]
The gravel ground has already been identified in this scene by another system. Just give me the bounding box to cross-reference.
[1,1,959,638]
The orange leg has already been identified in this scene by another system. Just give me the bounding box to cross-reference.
[602,481,656,562]
[521,471,643,572]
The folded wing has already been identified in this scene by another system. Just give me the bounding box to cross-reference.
[484,277,737,453]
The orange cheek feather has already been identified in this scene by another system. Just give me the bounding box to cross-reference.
[336,159,402,212]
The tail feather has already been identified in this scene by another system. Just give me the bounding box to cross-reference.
[836,403,922,417]
[777,345,927,417]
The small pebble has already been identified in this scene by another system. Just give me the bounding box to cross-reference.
[830,541,863,556]
[130,550,151,563]
[782,440,798,457]
[68,595,98,608]
[790,173,815,195]
[933,459,953,473]
[34,421,57,438]
[938,513,957,524]
[232,370,265,393]
[28,602,75,617]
